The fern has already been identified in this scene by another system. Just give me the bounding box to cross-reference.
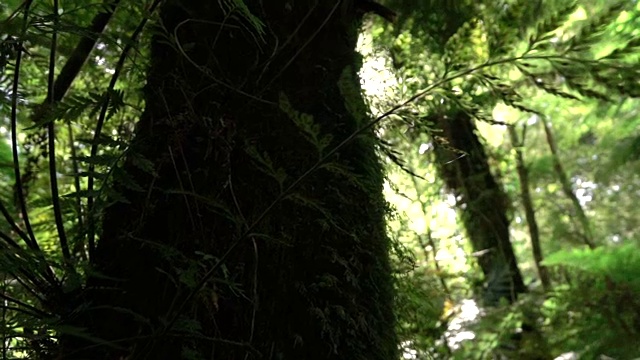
[244,144,287,189]
[543,243,640,290]
[566,1,628,53]
[600,135,640,177]
[530,0,577,49]
[279,93,333,158]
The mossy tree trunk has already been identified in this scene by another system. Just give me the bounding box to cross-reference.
[59,1,396,359]
[430,111,526,305]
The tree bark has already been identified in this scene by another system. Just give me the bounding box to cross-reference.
[429,111,526,305]
[59,1,396,359]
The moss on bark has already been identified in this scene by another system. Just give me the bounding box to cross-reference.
[59,1,397,359]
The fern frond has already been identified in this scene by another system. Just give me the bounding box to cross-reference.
[530,0,577,48]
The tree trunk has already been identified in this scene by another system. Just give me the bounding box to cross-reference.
[59,1,396,359]
[508,125,551,292]
[429,111,526,305]
[540,116,595,249]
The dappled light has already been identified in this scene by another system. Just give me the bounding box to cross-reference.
[362,0,640,358]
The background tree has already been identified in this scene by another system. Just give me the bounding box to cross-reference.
[365,0,640,358]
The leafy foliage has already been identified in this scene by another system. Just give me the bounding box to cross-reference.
[541,244,640,359]
[543,243,640,290]
[365,0,640,358]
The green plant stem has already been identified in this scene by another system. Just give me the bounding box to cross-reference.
[9,0,38,251]
[67,122,86,260]
[47,0,72,265]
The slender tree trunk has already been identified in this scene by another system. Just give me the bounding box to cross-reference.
[59,1,396,359]
[429,111,526,305]
[540,117,595,249]
[409,175,451,298]
[508,125,551,292]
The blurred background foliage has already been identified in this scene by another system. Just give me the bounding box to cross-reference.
[361,0,640,358]
[0,0,639,358]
